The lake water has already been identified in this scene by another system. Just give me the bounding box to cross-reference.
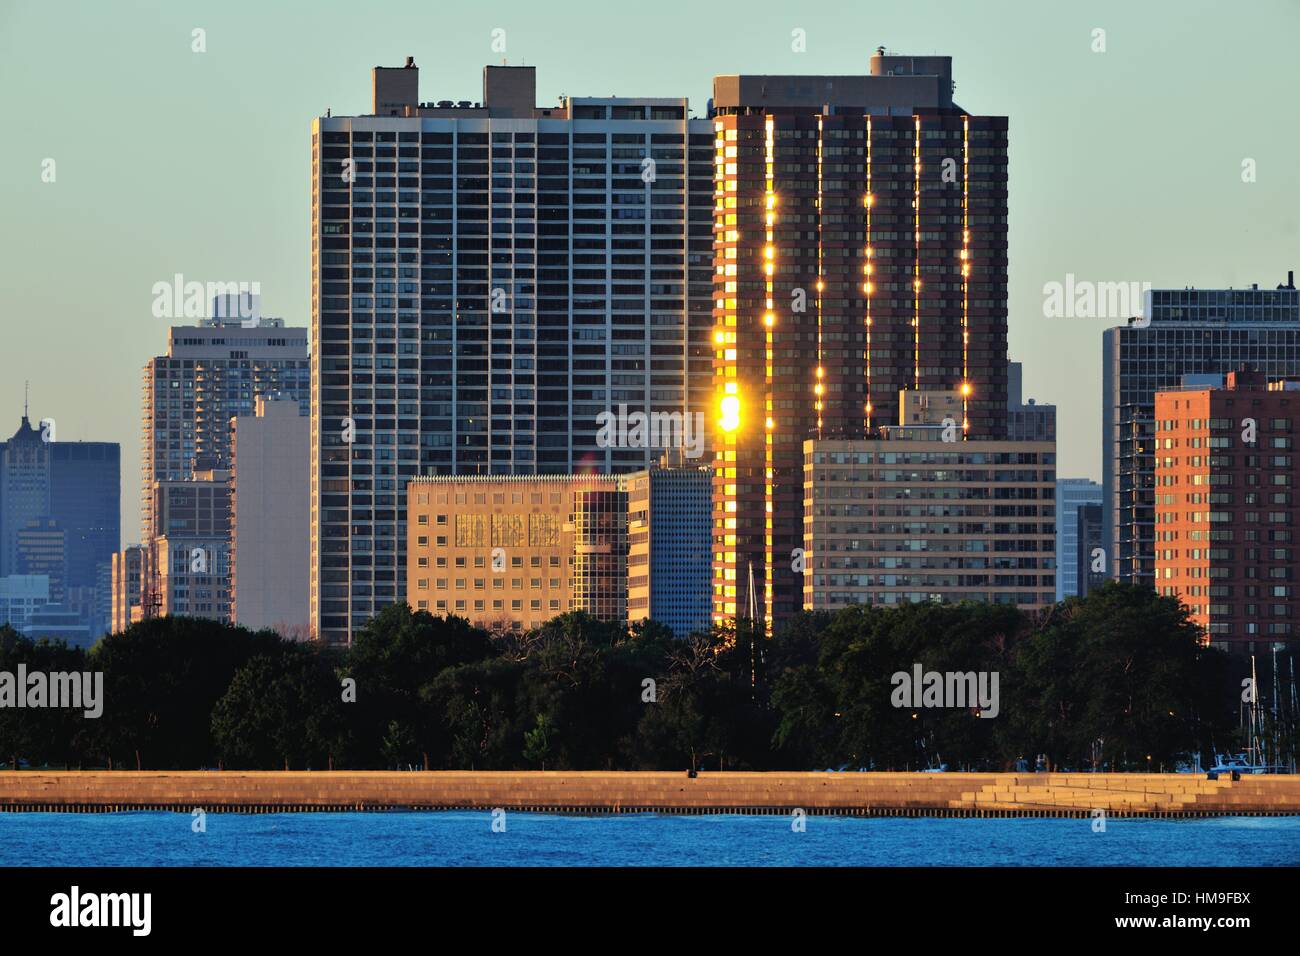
[2,812,1299,866]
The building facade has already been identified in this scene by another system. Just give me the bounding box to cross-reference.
[405,474,627,632]
[1103,274,1300,586]
[1007,361,1056,442]
[1076,501,1105,598]
[1056,477,1103,600]
[312,61,714,643]
[141,314,308,541]
[0,415,51,576]
[231,394,310,634]
[710,52,1009,629]
[111,544,144,634]
[1154,369,1300,648]
[143,469,232,621]
[0,574,50,635]
[1,413,119,640]
[626,465,712,636]
[803,389,1054,612]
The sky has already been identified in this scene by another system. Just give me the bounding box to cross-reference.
[3,0,1298,545]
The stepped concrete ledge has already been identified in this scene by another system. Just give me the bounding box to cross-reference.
[1,771,1299,816]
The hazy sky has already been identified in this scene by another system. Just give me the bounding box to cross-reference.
[3,0,1298,544]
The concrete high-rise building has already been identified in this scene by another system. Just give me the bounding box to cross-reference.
[1056,477,1103,600]
[802,390,1054,612]
[1007,361,1056,443]
[710,51,1009,628]
[313,60,714,643]
[1103,272,1300,587]
[231,394,309,633]
[141,311,308,541]
[1154,369,1300,649]
[626,465,712,637]
[405,474,627,632]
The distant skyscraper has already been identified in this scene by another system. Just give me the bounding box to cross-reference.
[144,468,232,621]
[1007,361,1056,442]
[140,311,308,541]
[626,465,712,636]
[710,52,1009,629]
[1075,502,1104,599]
[1103,273,1300,587]
[1056,477,1102,600]
[312,61,714,643]
[0,414,51,576]
[0,574,50,636]
[231,394,309,633]
[0,409,119,639]
[111,544,144,633]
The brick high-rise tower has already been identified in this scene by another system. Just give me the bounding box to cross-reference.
[709,51,1009,628]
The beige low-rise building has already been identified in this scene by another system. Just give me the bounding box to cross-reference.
[406,475,627,632]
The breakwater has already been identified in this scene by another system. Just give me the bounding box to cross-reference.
[3,771,1299,817]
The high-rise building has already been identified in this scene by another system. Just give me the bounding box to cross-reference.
[1154,369,1300,649]
[231,394,310,634]
[803,389,1054,612]
[0,414,51,576]
[1076,501,1105,598]
[49,440,119,637]
[143,468,232,621]
[141,312,308,541]
[626,465,712,637]
[1103,273,1300,586]
[0,411,119,639]
[710,51,1009,628]
[1056,477,1103,600]
[111,544,144,633]
[313,60,714,643]
[1007,361,1056,442]
[405,474,627,631]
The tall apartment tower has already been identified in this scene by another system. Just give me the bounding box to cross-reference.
[1154,369,1300,649]
[1103,273,1300,586]
[312,61,713,644]
[141,313,309,541]
[710,51,1009,627]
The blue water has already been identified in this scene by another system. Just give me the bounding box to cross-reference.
[2,812,1298,866]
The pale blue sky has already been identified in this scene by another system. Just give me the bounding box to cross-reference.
[3,0,1298,542]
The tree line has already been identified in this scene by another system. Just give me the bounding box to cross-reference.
[0,582,1270,773]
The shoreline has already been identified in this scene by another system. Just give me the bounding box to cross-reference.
[2,771,1299,817]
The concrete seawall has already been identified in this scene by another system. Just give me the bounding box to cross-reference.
[3,771,1300,817]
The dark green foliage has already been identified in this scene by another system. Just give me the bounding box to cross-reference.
[0,583,1255,770]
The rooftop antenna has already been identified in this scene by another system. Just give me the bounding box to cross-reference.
[23,380,29,420]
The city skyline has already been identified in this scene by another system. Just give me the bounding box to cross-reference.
[6,0,1300,544]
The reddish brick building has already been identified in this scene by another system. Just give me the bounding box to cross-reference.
[1154,369,1300,648]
